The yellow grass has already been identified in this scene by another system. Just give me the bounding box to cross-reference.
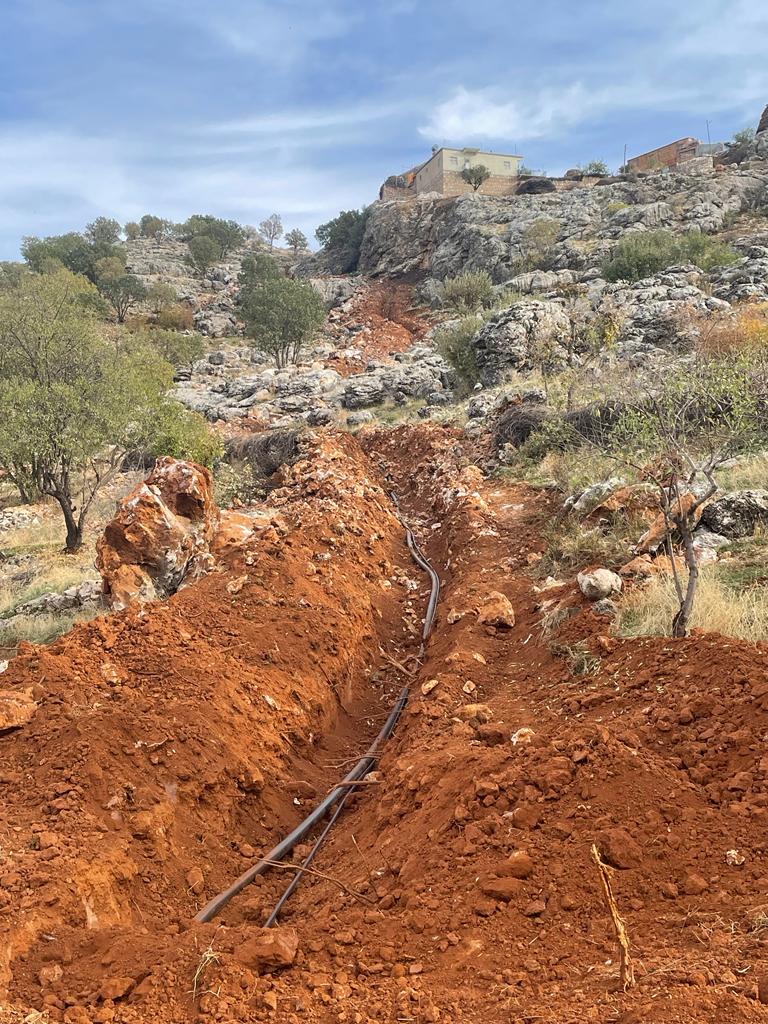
[617,571,768,643]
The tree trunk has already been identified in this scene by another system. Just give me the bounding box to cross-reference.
[55,493,84,554]
[671,526,699,638]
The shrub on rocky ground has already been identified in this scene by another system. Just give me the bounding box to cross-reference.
[214,462,262,508]
[156,303,195,330]
[433,315,483,393]
[603,230,739,282]
[537,512,641,576]
[440,270,494,313]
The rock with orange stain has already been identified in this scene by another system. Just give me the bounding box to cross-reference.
[97,457,220,610]
[634,491,704,554]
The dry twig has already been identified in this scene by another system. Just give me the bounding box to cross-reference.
[591,843,635,990]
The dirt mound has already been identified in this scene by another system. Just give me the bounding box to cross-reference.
[4,424,768,1022]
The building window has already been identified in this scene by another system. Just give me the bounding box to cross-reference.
[449,156,458,166]
[464,159,470,169]
[503,160,511,170]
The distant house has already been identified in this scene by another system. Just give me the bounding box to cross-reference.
[380,146,523,200]
[627,137,725,173]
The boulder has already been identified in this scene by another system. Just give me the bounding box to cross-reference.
[472,300,571,385]
[699,490,768,539]
[234,927,299,971]
[577,568,622,601]
[96,457,220,610]
[567,477,626,516]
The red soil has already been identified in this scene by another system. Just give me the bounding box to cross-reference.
[324,282,430,376]
[3,425,768,1023]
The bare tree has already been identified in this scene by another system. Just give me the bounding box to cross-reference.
[259,214,283,248]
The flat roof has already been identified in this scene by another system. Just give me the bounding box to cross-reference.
[432,146,523,159]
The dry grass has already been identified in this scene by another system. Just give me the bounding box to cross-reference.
[538,512,643,577]
[694,303,768,356]
[0,609,98,657]
[617,570,768,643]
[717,452,768,492]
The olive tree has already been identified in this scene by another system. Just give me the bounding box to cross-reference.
[240,273,325,368]
[460,164,491,191]
[0,269,211,552]
[98,270,147,322]
[285,228,308,255]
[605,354,768,636]
[186,234,219,277]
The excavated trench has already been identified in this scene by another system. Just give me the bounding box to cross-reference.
[5,425,768,1024]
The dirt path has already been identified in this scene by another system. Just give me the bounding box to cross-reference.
[3,425,768,1022]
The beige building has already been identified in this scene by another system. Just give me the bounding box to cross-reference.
[380,146,524,200]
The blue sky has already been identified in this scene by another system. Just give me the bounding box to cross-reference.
[1,0,767,258]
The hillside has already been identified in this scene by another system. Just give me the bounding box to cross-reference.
[3,108,768,1024]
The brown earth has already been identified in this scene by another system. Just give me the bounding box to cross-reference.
[2,425,768,1023]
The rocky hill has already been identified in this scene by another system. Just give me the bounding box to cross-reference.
[358,163,768,291]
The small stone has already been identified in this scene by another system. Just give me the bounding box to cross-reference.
[421,679,439,696]
[577,568,622,601]
[39,963,63,987]
[597,828,642,870]
[479,877,524,902]
[507,806,540,831]
[234,927,299,970]
[262,991,278,1011]
[476,724,506,746]
[186,866,205,894]
[0,689,37,733]
[99,977,135,1001]
[681,872,708,896]
[456,703,493,724]
[523,899,546,917]
[506,851,535,879]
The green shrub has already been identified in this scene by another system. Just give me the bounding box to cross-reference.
[134,328,205,368]
[315,208,369,273]
[433,315,483,392]
[440,270,494,312]
[603,230,739,282]
[145,402,223,467]
[679,232,740,272]
[215,462,262,507]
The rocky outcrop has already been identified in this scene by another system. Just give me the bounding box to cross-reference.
[711,244,768,303]
[602,265,730,359]
[96,457,222,610]
[358,166,768,285]
[699,490,768,539]
[471,301,571,384]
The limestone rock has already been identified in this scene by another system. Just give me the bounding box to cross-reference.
[577,568,622,601]
[96,457,220,610]
[699,490,768,539]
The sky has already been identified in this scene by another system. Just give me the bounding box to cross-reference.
[1,0,767,259]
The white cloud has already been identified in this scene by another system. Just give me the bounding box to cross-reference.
[418,84,592,143]
[0,123,375,258]
[211,100,409,138]
[144,0,355,61]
